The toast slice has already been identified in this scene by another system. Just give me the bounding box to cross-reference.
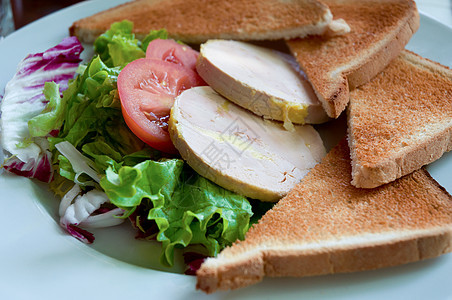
[70,0,333,44]
[196,139,452,293]
[286,0,419,118]
[348,50,452,188]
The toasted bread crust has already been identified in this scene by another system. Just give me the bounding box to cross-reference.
[348,50,452,188]
[286,0,419,118]
[196,140,452,293]
[70,0,332,44]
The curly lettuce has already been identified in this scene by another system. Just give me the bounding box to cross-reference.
[2,21,267,269]
[94,20,168,68]
[100,159,253,266]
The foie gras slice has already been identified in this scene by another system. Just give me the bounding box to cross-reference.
[168,86,326,202]
[196,40,329,130]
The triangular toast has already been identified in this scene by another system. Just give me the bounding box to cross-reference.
[348,50,452,188]
[196,140,452,293]
[286,0,419,118]
[70,0,333,44]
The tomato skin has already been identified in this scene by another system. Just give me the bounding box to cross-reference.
[118,58,203,154]
[146,39,199,71]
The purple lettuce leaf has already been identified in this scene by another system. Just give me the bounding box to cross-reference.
[1,36,83,182]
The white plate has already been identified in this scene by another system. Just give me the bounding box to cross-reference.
[1,1,451,299]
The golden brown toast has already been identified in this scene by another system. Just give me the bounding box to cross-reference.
[70,0,333,44]
[196,139,452,293]
[348,50,452,188]
[286,0,419,118]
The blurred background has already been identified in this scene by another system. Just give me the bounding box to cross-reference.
[1,0,84,37]
[11,0,84,29]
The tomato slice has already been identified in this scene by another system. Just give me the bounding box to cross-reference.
[118,58,204,154]
[146,39,200,71]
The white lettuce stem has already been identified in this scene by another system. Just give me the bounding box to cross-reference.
[59,184,124,230]
[55,141,101,183]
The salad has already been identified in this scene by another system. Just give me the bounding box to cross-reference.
[0,20,272,272]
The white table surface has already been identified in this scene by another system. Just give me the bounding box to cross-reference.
[416,0,452,27]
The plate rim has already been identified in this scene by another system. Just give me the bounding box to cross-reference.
[1,1,452,299]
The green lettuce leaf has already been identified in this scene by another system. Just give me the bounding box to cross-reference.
[94,20,169,68]
[28,82,66,137]
[141,28,168,52]
[25,22,266,268]
[94,20,145,68]
[48,56,143,156]
[100,159,253,266]
[25,54,145,187]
